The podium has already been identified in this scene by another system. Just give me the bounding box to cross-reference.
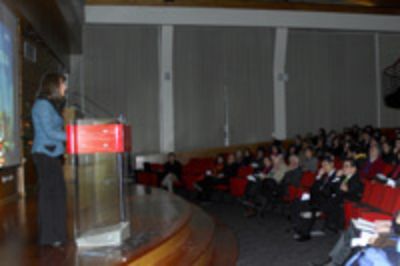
[66,118,132,248]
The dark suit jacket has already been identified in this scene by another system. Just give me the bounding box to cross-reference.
[310,171,337,206]
[332,172,364,203]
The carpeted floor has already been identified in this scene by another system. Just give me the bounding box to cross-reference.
[200,201,340,266]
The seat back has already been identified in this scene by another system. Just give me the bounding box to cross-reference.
[137,172,158,187]
[382,164,395,176]
[365,183,382,206]
[361,181,372,203]
[238,166,254,178]
[300,171,316,189]
[391,189,400,215]
[379,186,397,213]
[369,183,385,209]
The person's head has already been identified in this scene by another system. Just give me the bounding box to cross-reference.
[392,211,400,235]
[319,128,326,137]
[342,158,358,177]
[167,152,176,163]
[244,148,252,158]
[395,138,400,150]
[369,145,381,161]
[256,147,265,159]
[288,155,300,169]
[332,137,340,147]
[288,145,297,155]
[271,154,283,167]
[382,142,392,154]
[235,149,243,162]
[321,157,334,173]
[270,144,281,155]
[304,147,314,159]
[370,138,379,148]
[38,73,67,99]
[216,154,225,165]
[227,153,236,165]
[263,157,272,168]
[361,132,371,143]
[295,135,302,146]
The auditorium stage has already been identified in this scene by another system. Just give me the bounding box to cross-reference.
[0,184,238,265]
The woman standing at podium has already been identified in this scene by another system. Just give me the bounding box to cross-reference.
[31,73,67,246]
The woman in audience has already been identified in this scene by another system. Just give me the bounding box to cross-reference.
[285,145,299,163]
[329,137,343,157]
[382,141,396,165]
[251,147,266,170]
[235,149,244,166]
[266,154,288,184]
[243,148,253,166]
[195,153,239,199]
[243,157,273,217]
[270,144,282,157]
[393,138,400,154]
[359,145,385,180]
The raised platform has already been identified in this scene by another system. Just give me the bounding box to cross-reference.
[0,185,238,265]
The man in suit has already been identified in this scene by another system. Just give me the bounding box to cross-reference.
[322,158,364,232]
[291,156,337,241]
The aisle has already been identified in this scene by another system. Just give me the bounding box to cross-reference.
[201,202,339,266]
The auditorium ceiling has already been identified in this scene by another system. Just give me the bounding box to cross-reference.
[86,0,400,14]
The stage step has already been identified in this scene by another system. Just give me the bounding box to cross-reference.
[0,185,238,266]
[210,223,239,266]
[159,205,216,265]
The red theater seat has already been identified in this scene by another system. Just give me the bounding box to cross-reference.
[237,166,254,178]
[230,177,248,197]
[137,172,159,187]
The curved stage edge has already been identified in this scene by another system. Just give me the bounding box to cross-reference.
[0,185,238,266]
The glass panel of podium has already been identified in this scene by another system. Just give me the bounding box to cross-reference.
[66,118,131,248]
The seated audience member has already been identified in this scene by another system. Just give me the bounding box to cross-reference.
[287,144,299,158]
[323,158,364,232]
[195,153,238,199]
[344,211,400,266]
[266,154,288,184]
[251,147,266,170]
[375,152,400,187]
[161,152,183,193]
[359,131,372,153]
[301,147,318,173]
[257,154,288,203]
[291,157,337,241]
[393,138,400,154]
[243,148,253,166]
[270,143,282,157]
[294,135,303,152]
[243,157,273,216]
[329,137,343,157]
[235,149,244,166]
[281,155,303,189]
[359,145,385,180]
[382,141,396,165]
[315,137,327,159]
[245,157,272,186]
[311,212,400,266]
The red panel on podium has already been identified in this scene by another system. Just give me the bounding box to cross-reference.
[66,124,132,154]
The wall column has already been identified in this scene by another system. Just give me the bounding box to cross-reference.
[159,25,175,153]
[374,33,382,128]
[273,27,288,139]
